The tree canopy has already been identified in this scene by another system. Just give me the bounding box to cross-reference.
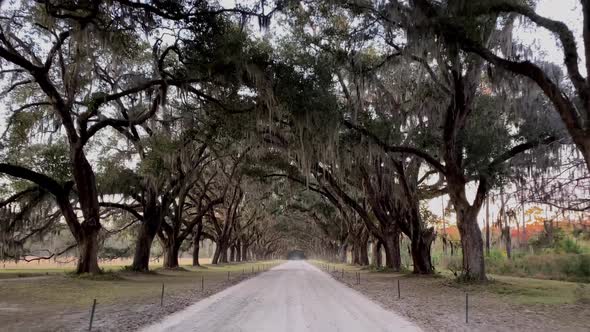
[0,0,587,281]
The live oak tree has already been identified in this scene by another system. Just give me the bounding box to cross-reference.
[338,0,560,280]
[409,0,590,173]
[0,0,276,273]
[0,0,191,273]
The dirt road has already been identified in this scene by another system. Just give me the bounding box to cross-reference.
[139,260,421,332]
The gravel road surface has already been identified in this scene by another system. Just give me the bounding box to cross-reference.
[139,260,421,332]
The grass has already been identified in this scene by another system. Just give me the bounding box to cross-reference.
[443,273,590,305]
[486,253,590,282]
[484,275,590,305]
[313,259,590,306]
[437,249,590,283]
[0,268,69,279]
[0,260,281,309]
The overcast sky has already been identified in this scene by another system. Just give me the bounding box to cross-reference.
[518,0,584,66]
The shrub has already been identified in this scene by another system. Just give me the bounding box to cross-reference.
[485,253,590,282]
[557,237,582,254]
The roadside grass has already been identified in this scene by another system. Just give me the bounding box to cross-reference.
[0,268,70,279]
[483,275,590,305]
[313,259,590,306]
[311,260,407,276]
[0,260,281,310]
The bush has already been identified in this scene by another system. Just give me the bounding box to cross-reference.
[487,248,506,261]
[557,237,582,254]
[485,253,590,282]
[560,254,590,278]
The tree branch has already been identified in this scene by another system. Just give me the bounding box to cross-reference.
[342,119,447,174]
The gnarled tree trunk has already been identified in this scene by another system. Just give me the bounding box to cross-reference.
[359,232,370,266]
[163,242,180,269]
[212,242,221,264]
[457,206,486,280]
[236,241,242,262]
[338,243,348,263]
[219,244,228,263]
[382,230,401,271]
[72,148,102,274]
[230,246,236,262]
[131,221,158,272]
[192,223,203,266]
[131,201,162,272]
[410,229,435,274]
[372,240,382,267]
[241,244,249,261]
[351,242,360,265]
[77,226,100,274]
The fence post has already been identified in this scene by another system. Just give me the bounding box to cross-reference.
[201,276,204,291]
[465,293,469,323]
[397,279,401,299]
[88,299,97,331]
[160,283,165,306]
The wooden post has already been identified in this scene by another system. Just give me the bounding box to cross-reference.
[201,276,204,291]
[227,271,230,281]
[465,293,469,323]
[88,299,96,331]
[160,283,164,306]
[397,279,400,299]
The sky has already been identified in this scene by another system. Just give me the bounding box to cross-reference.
[518,0,584,66]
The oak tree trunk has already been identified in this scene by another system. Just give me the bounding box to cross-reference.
[76,226,100,274]
[457,207,486,280]
[192,223,203,267]
[212,242,221,264]
[236,242,242,262]
[372,240,382,267]
[351,242,360,265]
[131,222,157,272]
[359,233,370,266]
[219,245,228,263]
[163,242,180,269]
[410,231,434,274]
[338,243,348,263]
[241,245,249,261]
[230,246,236,262]
[192,240,201,267]
[382,232,401,271]
[72,148,102,274]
